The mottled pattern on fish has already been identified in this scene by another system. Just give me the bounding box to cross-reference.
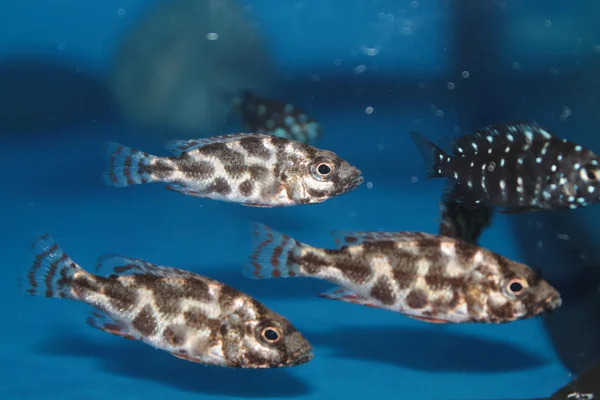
[22,233,313,368]
[103,133,362,207]
[243,224,562,323]
[232,91,321,144]
[439,190,494,245]
[410,122,600,213]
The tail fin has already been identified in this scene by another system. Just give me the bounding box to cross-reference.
[22,233,84,299]
[409,131,450,179]
[243,223,309,279]
[103,142,160,187]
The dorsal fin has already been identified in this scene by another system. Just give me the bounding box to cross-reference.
[329,230,438,248]
[450,121,552,156]
[163,133,273,156]
[95,254,196,279]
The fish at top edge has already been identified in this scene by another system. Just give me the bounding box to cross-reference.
[242,223,562,324]
[21,233,313,368]
[409,121,600,213]
[231,90,322,144]
[102,132,363,207]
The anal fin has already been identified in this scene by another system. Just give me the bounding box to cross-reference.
[86,311,136,340]
[407,315,450,324]
[165,183,208,198]
[318,287,380,309]
[241,203,276,208]
[499,205,541,214]
[169,350,201,363]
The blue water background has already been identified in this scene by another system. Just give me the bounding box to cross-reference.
[4,1,600,399]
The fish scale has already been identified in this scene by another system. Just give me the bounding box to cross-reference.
[21,233,313,368]
[243,223,562,324]
[103,132,363,207]
[410,121,600,213]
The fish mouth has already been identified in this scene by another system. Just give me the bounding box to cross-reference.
[544,295,562,312]
[289,351,314,366]
[347,175,364,191]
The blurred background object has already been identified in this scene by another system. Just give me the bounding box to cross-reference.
[109,0,276,137]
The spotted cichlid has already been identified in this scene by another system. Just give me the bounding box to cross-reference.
[438,191,494,245]
[22,233,313,368]
[243,224,562,323]
[103,133,363,207]
[410,122,600,213]
[231,91,321,144]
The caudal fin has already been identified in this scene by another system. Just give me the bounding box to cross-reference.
[243,223,308,279]
[409,131,450,179]
[22,233,84,299]
[103,142,160,187]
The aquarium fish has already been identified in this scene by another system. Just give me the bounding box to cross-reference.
[103,132,362,207]
[439,190,494,245]
[232,91,321,144]
[22,233,313,368]
[410,122,600,213]
[243,223,562,323]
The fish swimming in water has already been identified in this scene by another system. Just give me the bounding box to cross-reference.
[410,122,600,213]
[439,189,494,245]
[243,223,562,323]
[103,133,363,207]
[22,233,313,368]
[231,91,321,144]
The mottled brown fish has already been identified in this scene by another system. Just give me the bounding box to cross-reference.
[231,91,322,144]
[103,133,362,207]
[22,233,313,368]
[243,223,562,323]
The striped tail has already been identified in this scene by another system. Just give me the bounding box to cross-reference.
[243,223,308,279]
[103,142,160,187]
[22,233,84,299]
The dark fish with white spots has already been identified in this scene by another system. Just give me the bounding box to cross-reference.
[231,91,321,144]
[103,133,362,207]
[410,122,600,213]
[439,190,494,245]
[21,233,313,368]
[243,223,562,323]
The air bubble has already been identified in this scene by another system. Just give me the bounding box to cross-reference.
[410,176,418,183]
[354,65,366,74]
[365,106,374,114]
[544,19,552,28]
[410,1,419,9]
[367,182,373,189]
[461,70,470,78]
[435,109,444,117]
[512,62,521,70]
[206,32,219,40]
[447,82,455,90]
[58,43,66,51]
[117,8,126,17]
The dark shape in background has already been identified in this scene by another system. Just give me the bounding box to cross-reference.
[307,326,547,372]
[37,333,313,398]
[452,0,600,380]
[512,211,600,375]
[0,57,116,134]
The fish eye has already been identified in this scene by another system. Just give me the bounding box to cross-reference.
[505,278,528,296]
[580,166,600,182]
[317,163,332,175]
[260,326,283,344]
[311,157,336,180]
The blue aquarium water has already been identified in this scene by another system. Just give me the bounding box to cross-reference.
[3,1,600,399]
